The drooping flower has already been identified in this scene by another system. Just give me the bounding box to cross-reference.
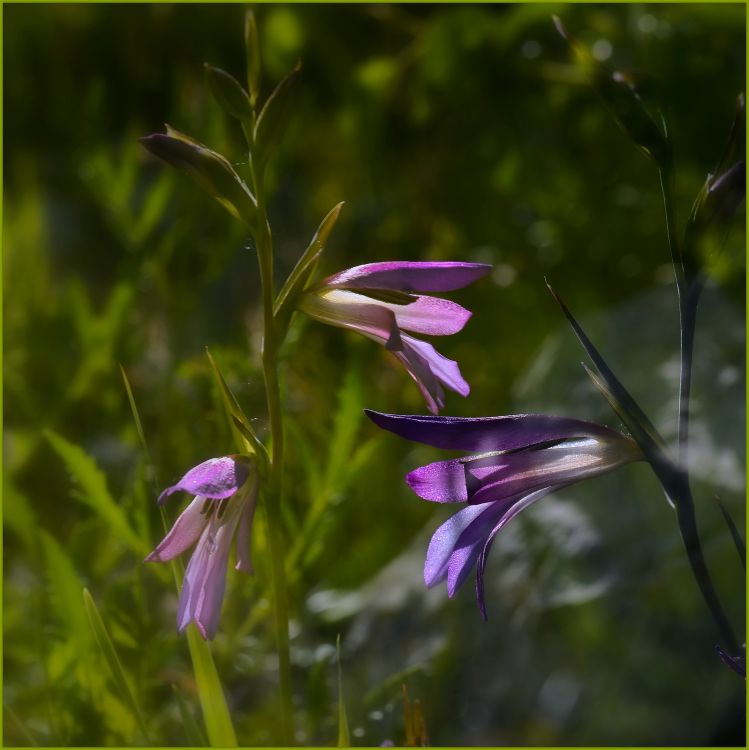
[146,455,258,639]
[299,261,491,414]
[365,410,643,618]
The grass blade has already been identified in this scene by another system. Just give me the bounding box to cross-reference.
[714,495,746,570]
[82,588,150,743]
[172,683,209,746]
[336,635,350,748]
[185,625,238,747]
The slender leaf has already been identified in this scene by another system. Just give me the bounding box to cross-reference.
[83,588,150,743]
[185,625,238,747]
[172,683,209,746]
[274,201,345,336]
[120,365,160,493]
[140,128,257,229]
[546,283,667,455]
[253,62,302,171]
[205,348,268,469]
[205,64,253,122]
[245,10,261,107]
[336,635,350,748]
[554,15,670,168]
[714,495,745,570]
[44,430,146,556]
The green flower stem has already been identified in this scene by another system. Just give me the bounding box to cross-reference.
[658,169,738,653]
[252,160,295,744]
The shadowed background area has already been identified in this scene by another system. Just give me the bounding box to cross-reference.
[4,3,745,746]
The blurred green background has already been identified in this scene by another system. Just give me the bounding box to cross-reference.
[4,3,745,746]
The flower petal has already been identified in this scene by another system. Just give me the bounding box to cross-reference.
[424,503,498,587]
[177,495,246,639]
[406,459,469,502]
[323,261,492,292]
[158,456,250,505]
[462,437,639,505]
[475,488,555,620]
[145,496,210,562]
[364,411,627,453]
[299,289,402,349]
[391,334,470,415]
[375,295,472,336]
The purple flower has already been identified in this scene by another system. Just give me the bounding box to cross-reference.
[365,410,642,618]
[146,456,258,639]
[299,261,491,414]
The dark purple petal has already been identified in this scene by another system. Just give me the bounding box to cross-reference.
[158,456,250,505]
[145,496,210,562]
[364,411,623,452]
[424,503,497,587]
[475,488,554,620]
[323,261,492,292]
[463,437,640,505]
[407,459,469,502]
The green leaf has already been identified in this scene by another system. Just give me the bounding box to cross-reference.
[83,588,150,743]
[139,127,257,229]
[714,495,745,570]
[205,348,268,470]
[44,430,146,556]
[185,625,238,747]
[546,284,666,454]
[274,201,344,338]
[205,64,253,122]
[245,10,261,107]
[554,16,670,168]
[253,62,302,172]
[336,635,351,748]
[172,683,209,746]
[42,531,91,642]
[120,365,159,491]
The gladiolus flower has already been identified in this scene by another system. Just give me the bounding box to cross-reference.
[365,410,643,618]
[299,261,491,414]
[146,455,258,639]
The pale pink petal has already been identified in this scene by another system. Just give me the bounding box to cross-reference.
[298,289,402,349]
[145,496,210,562]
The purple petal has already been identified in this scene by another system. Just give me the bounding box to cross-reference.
[299,290,403,349]
[407,459,469,502]
[364,411,626,453]
[158,456,250,505]
[379,295,472,337]
[424,503,498,587]
[323,261,492,293]
[145,496,210,562]
[177,495,246,639]
[475,488,554,620]
[463,437,639,505]
[391,334,470,415]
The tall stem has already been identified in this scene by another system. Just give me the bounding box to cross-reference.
[252,164,295,744]
[658,170,738,653]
